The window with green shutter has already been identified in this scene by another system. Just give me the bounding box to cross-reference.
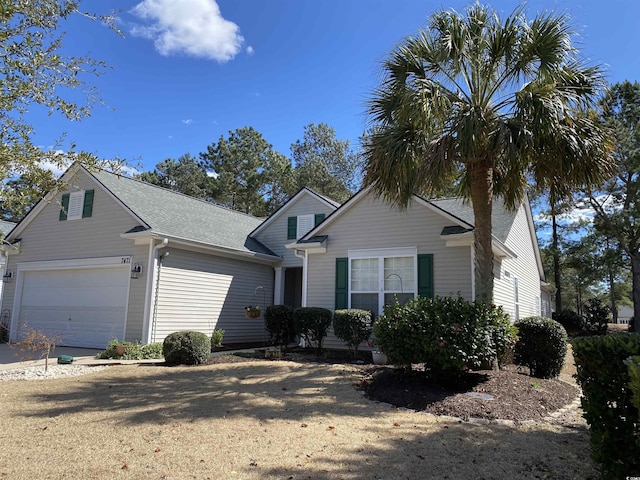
[59,189,94,221]
[314,213,325,226]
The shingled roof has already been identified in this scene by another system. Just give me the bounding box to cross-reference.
[430,197,518,243]
[91,169,278,258]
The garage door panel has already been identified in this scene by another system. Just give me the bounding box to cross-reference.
[16,265,130,348]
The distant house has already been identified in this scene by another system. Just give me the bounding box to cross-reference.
[0,165,550,349]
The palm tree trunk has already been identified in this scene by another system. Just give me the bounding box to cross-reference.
[550,195,563,312]
[470,160,494,304]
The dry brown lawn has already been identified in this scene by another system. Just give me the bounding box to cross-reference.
[0,360,596,479]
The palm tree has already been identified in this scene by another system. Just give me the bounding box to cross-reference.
[363,3,613,303]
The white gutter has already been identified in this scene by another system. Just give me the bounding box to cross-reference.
[293,249,308,307]
[142,238,169,344]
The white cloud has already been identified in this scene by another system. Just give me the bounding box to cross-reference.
[39,156,69,178]
[182,119,194,125]
[130,0,244,62]
[246,45,254,55]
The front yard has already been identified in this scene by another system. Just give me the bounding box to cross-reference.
[0,359,596,479]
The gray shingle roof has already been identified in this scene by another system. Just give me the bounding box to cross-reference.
[92,169,277,258]
[0,220,16,237]
[430,197,518,243]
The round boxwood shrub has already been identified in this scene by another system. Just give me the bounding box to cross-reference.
[553,309,584,337]
[294,307,333,354]
[332,309,373,356]
[264,305,295,348]
[163,331,211,365]
[514,317,567,378]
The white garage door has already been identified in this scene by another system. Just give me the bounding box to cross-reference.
[16,266,130,348]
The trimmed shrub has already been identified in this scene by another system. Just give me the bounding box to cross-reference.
[553,309,584,337]
[373,296,510,375]
[162,331,211,365]
[573,334,640,479]
[294,307,333,354]
[211,329,225,349]
[264,305,295,348]
[514,317,567,378]
[332,309,373,356]
[140,342,164,359]
[581,298,609,336]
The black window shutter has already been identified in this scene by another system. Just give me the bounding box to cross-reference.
[417,254,434,298]
[314,213,325,226]
[59,193,70,221]
[335,257,348,309]
[82,189,95,218]
[287,216,297,239]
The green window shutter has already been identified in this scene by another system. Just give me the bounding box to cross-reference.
[335,257,348,310]
[82,189,94,218]
[314,213,325,226]
[59,193,70,221]
[287,216,297,239]
[417,254,434,298]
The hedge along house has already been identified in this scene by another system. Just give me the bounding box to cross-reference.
[1,164,279,348]
[284,187,551,348]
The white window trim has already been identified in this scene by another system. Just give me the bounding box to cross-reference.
[67,190,85,220]
[347,247,418,314]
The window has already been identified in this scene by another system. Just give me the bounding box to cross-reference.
[335,251,433,312]
[59,189,94,221]
[514,276,520,321]
[287,213,326,240]
[349,248,417,316]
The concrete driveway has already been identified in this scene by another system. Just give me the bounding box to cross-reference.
[0,344,101,371]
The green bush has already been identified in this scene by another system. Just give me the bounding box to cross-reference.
[162,331,211,365]
[626,355,640,412]
[332,309,373,356]
[96,339,164,360]
[140,342,164,359]
[211,329,225,349]
[264,305,295,348]
[373,296,510,375]
[293,307,333,354]
[514,317,567,378]
[573,334,640,479]
[581,298,609,336]
[553,309,584,337]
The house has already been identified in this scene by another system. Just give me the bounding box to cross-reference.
[1,165,281,348]
[281,188,550,348]
[1,165,550,349]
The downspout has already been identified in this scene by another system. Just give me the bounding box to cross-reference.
[145,238,169,344]
[294,249,308,307]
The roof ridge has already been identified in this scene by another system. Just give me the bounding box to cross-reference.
[93,168,264,221]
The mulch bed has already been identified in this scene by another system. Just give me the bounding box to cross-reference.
[360,365,579,422]
[202,348,580,423]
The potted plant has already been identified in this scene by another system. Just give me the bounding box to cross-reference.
[367,340,387,365]
[245,306,261,319]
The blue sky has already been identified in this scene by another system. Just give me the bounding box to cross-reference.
[28,0,640,174]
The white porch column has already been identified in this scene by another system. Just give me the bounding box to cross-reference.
[274,266,284,305]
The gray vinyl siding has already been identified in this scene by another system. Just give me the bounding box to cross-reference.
[305,193,472,349]
[1,170,149,344]
[151,248,273,344]
[254,193,336,267]
[493,205,542,322]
